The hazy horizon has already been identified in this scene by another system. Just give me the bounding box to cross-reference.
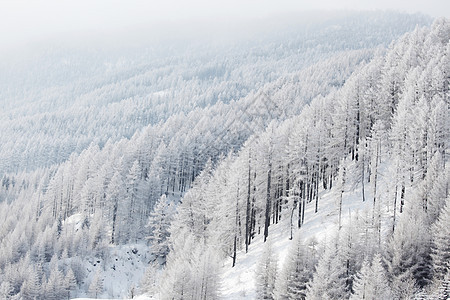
[0,0,448,53]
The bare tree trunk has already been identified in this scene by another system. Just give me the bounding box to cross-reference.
[298,180,304,228]
[111,200,118,244]
[339,161,346,230]
[392,183,398,233]
[361,145,366,202]
[290,199,297,240]
[264,161,272,243]
[233,184,240,267]
[249,171,257,246]
[372,142,379,224]
[245,151,251,253]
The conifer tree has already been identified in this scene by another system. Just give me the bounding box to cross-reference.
[306,236,346,300]
[141,261,159,295]
[64,268,77,299]
[0,281,13,300]
[21,267,41,300]
[431,196,450,280]
[107,170,125,245]
[275,233,314,300]
[255,238,278,300]
[386,200,432,293]
[88,270,103,299]
[46,265,65,300]
[351,254,391,300]
[146,194,174,265]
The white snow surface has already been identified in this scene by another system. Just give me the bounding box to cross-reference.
[219,175,375,299]
[79,162,384,300]
[72,243,152,299]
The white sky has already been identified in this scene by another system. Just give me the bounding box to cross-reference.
[0,0,448,50]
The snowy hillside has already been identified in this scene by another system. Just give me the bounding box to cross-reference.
[0,9,449,300]
[0,11,428,176]
[157,18,449,300]
[220,175,372,299]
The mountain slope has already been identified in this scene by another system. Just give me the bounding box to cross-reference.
[0,12,446,300]
[0,12,431,175]
[157,18,449,300]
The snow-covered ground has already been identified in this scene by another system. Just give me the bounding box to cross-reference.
[76,162,385,300]
[71,243,151,299]
[220,175,374,299]
[74,296,153,300]
[63,214,152,298]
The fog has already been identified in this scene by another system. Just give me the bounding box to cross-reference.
[0,0,448,53]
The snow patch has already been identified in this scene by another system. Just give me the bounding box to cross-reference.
[73,243,152,299]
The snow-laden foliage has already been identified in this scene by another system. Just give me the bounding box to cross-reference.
[1,11,426,177]
[0,12,448,300]
[350,254,392,300]
[160,18,449,299]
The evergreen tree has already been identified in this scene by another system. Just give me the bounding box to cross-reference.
[126,160,145,243]
[146,194,174,265]
[64,268,77,299]
[45,265,65,300]
[140,261,159,295]
[20,267,41,300]
[106,170,125,245]
[306,236,347,300]
[255,238,278,300]
[158,229,196,300]
[275,233,315,300]
[192,245,221,300]
[351,254,391,300]
[0,281,13,300]
[88,270,103,299]
[350,260,371,300]
[431,196,450,280]
[386,200,432,294]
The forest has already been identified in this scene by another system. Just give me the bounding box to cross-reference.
[0,11,448,300]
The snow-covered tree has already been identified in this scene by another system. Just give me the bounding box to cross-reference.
[0,281,13,300]
[64,268,77,300]
[159,229,197,300]
[45,265,65,300]
[140,261,159,295]
[146,194,174,265]
[306,236,347,300]
[20,267,41,300]
[106,170,125,245]
[255,238,278,300]
[386,201,432,294]
[275,233,315,300]
[351,254,391,300]
[88,270,103,299]
[431,196,450,280]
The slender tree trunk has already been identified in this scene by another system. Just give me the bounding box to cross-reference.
[290,199,297,240]
[233,185,240,267]
[315,170,319,213]
[372,142,379,223]
[232,234,237,268]
[301,180,306,225]
[249,171,257,246]
[111,200,118,244]
[392,183,398,233]
[245,152,251,253]
[361,145,366,202]
[339,161,346,230]
[298,180,303,228]
[355,90,360,161]
[264,161,272,243]
[400,184,405,213]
